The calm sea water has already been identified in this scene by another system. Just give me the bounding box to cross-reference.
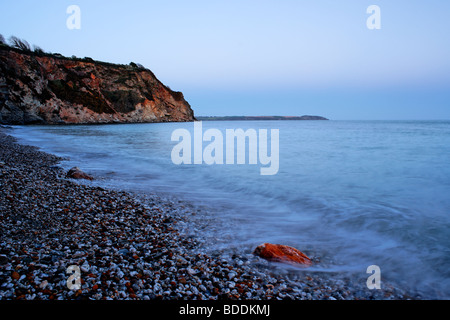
[10,120,450,299]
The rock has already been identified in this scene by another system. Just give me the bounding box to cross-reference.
[11,271,20,280]
[66,167,94,181]
[253,243,312,267]
[81,261,90,273]
[39,280,48,289]
[0,255,7,265]
[187,268,198,275]
[228,272,237,280]
[118,249,130,256]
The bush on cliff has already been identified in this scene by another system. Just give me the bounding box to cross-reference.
[9,36,31,52]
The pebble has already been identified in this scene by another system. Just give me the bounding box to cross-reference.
[39,280,48,289]
[228,272,237,280]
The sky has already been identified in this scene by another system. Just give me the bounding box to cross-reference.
[1,0,449,120]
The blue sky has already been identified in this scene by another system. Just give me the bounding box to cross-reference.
[1,0,449,120]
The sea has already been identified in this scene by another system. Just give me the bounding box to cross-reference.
[9,120,450,299]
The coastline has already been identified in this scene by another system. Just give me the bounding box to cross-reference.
[0,126,416,300]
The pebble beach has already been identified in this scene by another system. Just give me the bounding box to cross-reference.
[0,126,416,301]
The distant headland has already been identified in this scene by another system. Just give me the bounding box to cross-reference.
[196,115,329,121]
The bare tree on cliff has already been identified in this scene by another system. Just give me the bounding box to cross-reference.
[9,36,31,52]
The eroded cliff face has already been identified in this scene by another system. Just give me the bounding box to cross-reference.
[0,47,195,124]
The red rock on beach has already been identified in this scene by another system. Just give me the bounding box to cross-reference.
[253,243,312,267]
[66,167,94,181]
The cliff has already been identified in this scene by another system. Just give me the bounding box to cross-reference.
[0,46,195,124]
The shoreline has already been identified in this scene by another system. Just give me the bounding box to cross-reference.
[0,126,417,300]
